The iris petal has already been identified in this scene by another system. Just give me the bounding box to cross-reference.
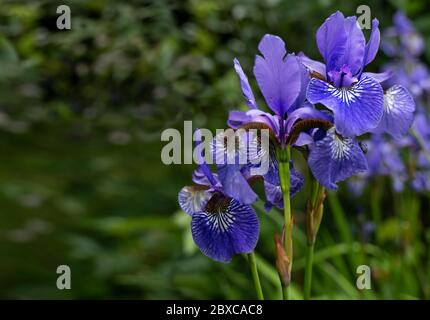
[298,53,326,76]
[362,70,393,83]
[218,163,258,205]
[192,166,220,186]
[316,11,347,73]
[263,159,304,210]
[253,34,304,117]
[338,16,365,75]
[264,180,283,211]
[308,128,368,189]
[233,58,258,109]
[374,85,415,139]
[363,19,381,66]
[178,186,212,216]
[307,76,384,137]
[191,195,259,263]
[211,130,259,204]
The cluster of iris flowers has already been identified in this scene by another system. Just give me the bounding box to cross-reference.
[178,11,416,299]
[351,12,430,194]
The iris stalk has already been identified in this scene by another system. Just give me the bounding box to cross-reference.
[304,243,315,299]
[248,251,264,300]
[304,179,325,299]
[277,146,292,300]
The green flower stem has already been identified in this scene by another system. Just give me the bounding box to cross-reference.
[281,281,289,300]
[304,242,315,300]
[277,146,292,300]
[248,251,264,300]
[304,179,325,300]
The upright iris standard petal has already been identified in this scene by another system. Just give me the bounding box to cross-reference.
[289,60,310,111]
[233,58,258,109]
[253,34,303,117]
[307,76,384,137]
[308,128,368,189]
[191,194,259,263]
[178,186,212,216]
[363,19,381,66]
[337,16,365,75]
[374,85,415,139]
[316,11,347,73]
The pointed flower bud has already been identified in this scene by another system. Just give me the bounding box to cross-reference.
[274,233,290,288]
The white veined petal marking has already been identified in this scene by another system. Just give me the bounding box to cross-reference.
[384,86,409,115]
[326,129,353,160]
[384,89,396,114]
[204,195,237,233]
[328,87,359,105]
[327,77,378,106]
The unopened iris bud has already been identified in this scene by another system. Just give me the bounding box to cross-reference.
[305,187,326,245]
[274,233,290,288]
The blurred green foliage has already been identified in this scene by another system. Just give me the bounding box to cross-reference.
[0,0,429,299]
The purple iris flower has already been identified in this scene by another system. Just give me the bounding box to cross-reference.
[373,85,415,139]
[228,103,308,208]
[298,12,417,189]
[210,129,260,205]
[346,84,415,193]
[381,12,430,109]
[229,34,369,191]
[382,11,425,58]
[352,11,425,194]
[412,171,430,191]
[383,61,430,99]
[381,12,428,111]
[178,139,259,263]
[304,11,386,137]
[307,127,368,190]
[368,134,407,192]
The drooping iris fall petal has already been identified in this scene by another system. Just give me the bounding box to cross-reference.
[307,76,384,137]
[316,11,348,74]
[191,194,259,263]
[308,128,368,189]
[373,85,415,139]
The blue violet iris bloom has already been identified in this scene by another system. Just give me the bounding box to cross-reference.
[178,11,416,263]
